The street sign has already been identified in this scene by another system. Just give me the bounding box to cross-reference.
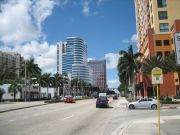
[151,67,163,84]
[174,32,180,65]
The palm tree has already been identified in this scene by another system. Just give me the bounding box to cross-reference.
[118,67,129,96]
[31,74,44,99]
[42,73,52,98]
[26,58,41,100]
[0,65,17,84]
[117,45,143,98]
[78,80,86,96]
[141,56,163,74]
[8,79,22,101]
[0,88,5,101]
[71,78,79,96]
[142,56,169,96]
[162,52,180,88]
[52,73,63,97]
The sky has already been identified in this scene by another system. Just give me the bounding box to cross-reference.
[0,0,137,88]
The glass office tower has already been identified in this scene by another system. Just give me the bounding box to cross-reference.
[62,37,90,83]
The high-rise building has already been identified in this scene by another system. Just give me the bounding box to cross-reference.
[57,41,65,74]
[0,51,24,78]
[88,60,107,91]
[135,0,180,97]
[57,37,91,83]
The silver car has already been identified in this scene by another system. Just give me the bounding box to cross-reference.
[128,98,157,110]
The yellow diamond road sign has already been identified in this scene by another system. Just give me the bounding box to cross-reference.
[151,67,163,84]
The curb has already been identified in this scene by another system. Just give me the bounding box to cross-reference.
[0,103,48,113]
[161,106,178,109]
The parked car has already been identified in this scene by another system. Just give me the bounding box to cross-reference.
[96,96,109,108]
[75,96,83,100]
[52,96,61,101]
[127,98,157,110]
[64,96,76,103]
[113,95,118,100]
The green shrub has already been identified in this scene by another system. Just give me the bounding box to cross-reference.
[165,96,172,102]
[174,96,180,99]
[44,100,63,103]
[0,88,5,101]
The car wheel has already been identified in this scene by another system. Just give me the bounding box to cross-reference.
[151,104,157,110]
[129,104,135,109]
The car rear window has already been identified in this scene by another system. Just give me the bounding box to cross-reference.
[99,96,107,100]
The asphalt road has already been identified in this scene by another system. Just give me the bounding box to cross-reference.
[0,98,180,135]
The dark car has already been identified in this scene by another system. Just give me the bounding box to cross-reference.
[96,96,109,108]
[52,96,61,101]
[113,95,118,100]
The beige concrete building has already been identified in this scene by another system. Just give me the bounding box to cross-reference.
[134,0,180,97]
[0,51,24,78]
[135,0,180,50]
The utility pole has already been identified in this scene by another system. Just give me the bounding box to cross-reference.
[24,60,27,102]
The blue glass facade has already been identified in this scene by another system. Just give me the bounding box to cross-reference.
[62,37,90,83]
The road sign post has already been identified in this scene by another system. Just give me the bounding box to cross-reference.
[174,32,180,65]
[151,67,163,135]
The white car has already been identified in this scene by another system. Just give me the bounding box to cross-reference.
[127,98,157,110]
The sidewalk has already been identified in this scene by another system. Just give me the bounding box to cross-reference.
[0,101,47,113]
[123,121,166,135]
[117,97,179,135]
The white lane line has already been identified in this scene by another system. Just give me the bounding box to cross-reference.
[61,115,74,120]
[9,119,16,122]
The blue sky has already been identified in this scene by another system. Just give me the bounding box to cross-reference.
[0,0,137,88]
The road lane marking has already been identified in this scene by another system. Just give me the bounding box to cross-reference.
[61,115,74,120]
[111,121,133,135]
[9,119,16,122]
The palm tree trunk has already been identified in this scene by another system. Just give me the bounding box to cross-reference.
[14,89,16,101]
[39,84,41,99]
[47,86,49,98]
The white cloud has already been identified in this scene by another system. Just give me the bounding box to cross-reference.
[122,34,137,44]
[14,41,56,74]
[131,34,137,43]
[88,57,96,61]
[122,40,130,43]
[0,0,56,45]
[107,79,120,88]
[96,0,105,5]
[0,0,57,74]
[82,0,90,16]
[58,0,70,7]
[105,53,120,69]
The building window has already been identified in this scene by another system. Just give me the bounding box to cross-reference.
[157,51,162,58]
[164,40,170,45]
[159,23,169,32]
[157,0,167,8]
[171,38,173,44]
[158,11,168,20]
[165,51,170,57]
[156,40,162,46]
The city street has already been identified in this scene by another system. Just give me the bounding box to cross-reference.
[0,98,180,135]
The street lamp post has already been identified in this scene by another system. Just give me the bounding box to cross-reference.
[24,60,27,102]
